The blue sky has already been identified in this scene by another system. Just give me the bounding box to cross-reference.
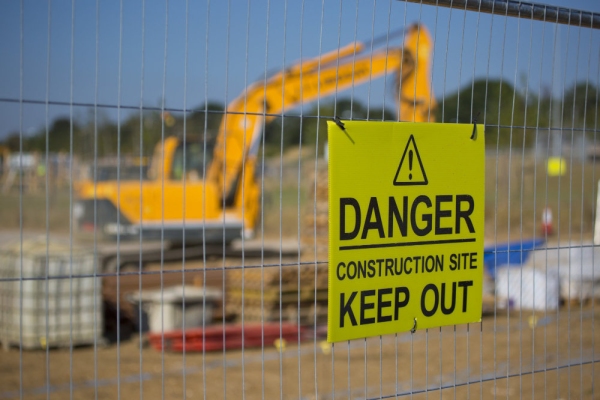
[1,0,600,140]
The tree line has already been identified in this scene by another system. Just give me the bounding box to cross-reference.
[2,79,598,158]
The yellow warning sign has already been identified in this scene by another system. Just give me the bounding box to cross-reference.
[327,121,485,343]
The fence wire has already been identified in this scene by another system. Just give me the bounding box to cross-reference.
[0,0,600,399]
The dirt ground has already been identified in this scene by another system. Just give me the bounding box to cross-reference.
[2,151,600,399]
[1,295,599,399]
[1,234,600,399]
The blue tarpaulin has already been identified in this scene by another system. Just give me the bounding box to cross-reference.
[483,239,545,277]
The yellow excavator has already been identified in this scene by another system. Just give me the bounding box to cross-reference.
[74,24,436,244]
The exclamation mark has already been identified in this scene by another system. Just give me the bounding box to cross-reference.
[408,150,413,180]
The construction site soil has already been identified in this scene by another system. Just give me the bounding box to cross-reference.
[1,304,599,399]
[2,149,600,398]
[1,244,599,399]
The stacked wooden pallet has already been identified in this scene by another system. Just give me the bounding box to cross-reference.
[226,264,329,325]
[302,166,329,257]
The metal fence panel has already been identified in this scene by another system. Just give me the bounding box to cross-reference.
[0,0,599,399]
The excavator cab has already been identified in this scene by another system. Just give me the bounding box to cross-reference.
[170,140,214,182]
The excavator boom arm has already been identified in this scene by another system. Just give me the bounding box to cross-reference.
[207,24,435,207]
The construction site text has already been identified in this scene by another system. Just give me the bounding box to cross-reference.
[336,252,478,281]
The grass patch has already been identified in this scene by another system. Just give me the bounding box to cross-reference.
[0,189,74,232]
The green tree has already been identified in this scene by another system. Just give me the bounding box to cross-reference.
[562,82,600,133]
[437,79,542,149]
[189,101,225,138]
[248,97,396,155]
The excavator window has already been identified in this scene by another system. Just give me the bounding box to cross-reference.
[171,141,213,181]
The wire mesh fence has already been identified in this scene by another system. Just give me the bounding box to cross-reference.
[0,0,599,398]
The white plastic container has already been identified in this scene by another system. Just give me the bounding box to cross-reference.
[0,239,102,349]
[495,266,560,311]
[128,285,221,333]
[527,244,600,302]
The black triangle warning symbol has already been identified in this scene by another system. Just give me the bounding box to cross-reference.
[393,135,428,186]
